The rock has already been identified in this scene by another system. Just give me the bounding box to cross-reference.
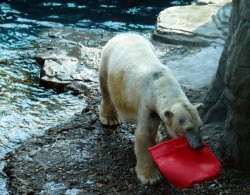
[153,0,231,47]
[26,189,34,195]
[35,53,98,93]
[65,81,91,95]
[34,30,112,93]
[35,55,78,91]
[243,186,250,193]
[197,0,230,5]
[28,150,38,157]
[96,182,104,188]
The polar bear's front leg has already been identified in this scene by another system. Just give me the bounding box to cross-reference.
[99,99,120,126]
[99,66,120,126]
[134,109,162,184]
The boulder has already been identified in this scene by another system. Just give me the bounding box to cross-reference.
[153,0,231,47]
[35,55,79,92]
[35,53,98,93]
[35,29,113,93]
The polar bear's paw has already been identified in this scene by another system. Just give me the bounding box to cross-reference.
[136,165,162,185]
[99,102,121,126]
[99,115,121,126]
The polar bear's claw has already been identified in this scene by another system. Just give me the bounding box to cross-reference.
[136,166,162,185]
[99,115,121,126]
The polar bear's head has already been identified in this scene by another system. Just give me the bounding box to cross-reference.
[163,102,204,150]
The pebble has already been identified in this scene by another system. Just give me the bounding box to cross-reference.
[243,186,250,193]
[129,168,134,173]
[102,178,108,184]
[82,169,89,173]
[35,134,44,138]
[128,184,133,190]
[42,148,49,152]
[230,178,240,185]
[96,183,104,188]
[95,136,102,141]
[26,189,34,195]
[48,34,57,38]
[28,150,38,157]
[21,185,26,190]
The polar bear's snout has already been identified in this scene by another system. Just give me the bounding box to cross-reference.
[166,102,204,150]
[185,129,203,150]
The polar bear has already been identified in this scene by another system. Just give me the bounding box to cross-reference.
[99,33,203,184]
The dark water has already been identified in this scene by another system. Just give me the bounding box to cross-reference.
[0,0,192,193]
[6,0,193,30]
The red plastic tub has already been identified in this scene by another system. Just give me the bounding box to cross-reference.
[149,136,222,188]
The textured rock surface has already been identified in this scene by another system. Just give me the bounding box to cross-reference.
[202,0,250,170]
[35,29,113,93]
[36,55,78,91]
[197,0,231,4]
[153,0,231,46]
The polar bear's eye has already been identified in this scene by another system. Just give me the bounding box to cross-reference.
[186,128,193,132]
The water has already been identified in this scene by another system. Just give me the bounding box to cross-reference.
[0,3,85,155]
[0,0,192,193]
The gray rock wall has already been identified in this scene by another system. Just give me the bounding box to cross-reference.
[202,0,250,170]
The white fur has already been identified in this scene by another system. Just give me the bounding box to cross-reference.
[99,33,202,184]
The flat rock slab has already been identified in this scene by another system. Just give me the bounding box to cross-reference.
[153,0,231,46]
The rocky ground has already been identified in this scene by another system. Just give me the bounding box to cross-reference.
[3,84,250,195]
[2,0,250,194]
[3,1,250,193]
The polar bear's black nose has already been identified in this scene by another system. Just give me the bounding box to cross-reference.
[185,130,203,150]
[193,142,204,150]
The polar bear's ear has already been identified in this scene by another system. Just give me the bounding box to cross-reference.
[164,111,174,120]
[194,103,204,111]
